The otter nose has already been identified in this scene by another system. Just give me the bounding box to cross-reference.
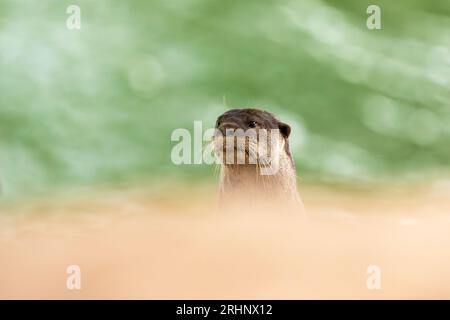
[218,122,239,136]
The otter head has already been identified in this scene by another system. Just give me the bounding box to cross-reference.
[213,108,292,174]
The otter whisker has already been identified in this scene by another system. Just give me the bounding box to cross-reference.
[247,147,270,193]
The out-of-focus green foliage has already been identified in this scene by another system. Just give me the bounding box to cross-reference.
[0,0,449,198]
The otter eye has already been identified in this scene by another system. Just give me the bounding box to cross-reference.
[248,121,257,128]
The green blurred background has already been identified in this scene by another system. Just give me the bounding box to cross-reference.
[0,0,449,199]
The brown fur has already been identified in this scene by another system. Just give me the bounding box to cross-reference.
[213,108,304,211]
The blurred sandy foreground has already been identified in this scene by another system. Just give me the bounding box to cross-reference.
[1,182,450,299]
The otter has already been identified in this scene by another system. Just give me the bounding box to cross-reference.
[213,108,304,212]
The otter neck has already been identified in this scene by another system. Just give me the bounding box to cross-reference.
[219,151,299,202]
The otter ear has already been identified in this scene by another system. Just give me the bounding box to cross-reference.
[278,121,291,138]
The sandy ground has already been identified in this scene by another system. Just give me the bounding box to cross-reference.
[1,182,450,299]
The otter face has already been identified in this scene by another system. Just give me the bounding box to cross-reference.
[213,108,291,169]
